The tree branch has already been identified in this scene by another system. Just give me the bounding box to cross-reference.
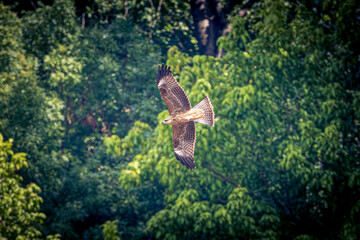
[149,0,155,10]
[82,13,86,28]
[29,0,37,10]
[152,0,164,29]
[124,1,129,19]
[204,165,241,187]
[157,0,164,13]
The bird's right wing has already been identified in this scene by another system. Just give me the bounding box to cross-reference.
[156,64,191,115]
[172,121,196,169]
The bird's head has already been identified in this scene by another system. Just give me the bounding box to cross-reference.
[162,117,172,125]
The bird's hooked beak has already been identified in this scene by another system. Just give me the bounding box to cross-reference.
[162,117,170,124]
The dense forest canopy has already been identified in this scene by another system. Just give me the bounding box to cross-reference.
[0,0,359,239]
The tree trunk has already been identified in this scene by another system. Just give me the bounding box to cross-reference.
[190,0,226,56]
[190,0,256,57]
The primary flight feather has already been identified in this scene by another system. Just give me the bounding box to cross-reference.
[156,64,215,169]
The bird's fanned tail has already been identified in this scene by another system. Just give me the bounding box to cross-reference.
[193,96,215,127]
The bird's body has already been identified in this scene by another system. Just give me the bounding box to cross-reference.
[162,108,204,125]
[156,64,215,169]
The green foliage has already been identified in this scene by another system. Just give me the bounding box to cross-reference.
[0,3,64,157]
[1,0,360,239]
[22,0,78,58]
[2,0,162,238]
[77,19,162,132]
[0,134,60,240]
[84,0,198,54]
[117,0,360,239]
[104,121,152,157]
[101,220,121,240]
[0,4,23,73]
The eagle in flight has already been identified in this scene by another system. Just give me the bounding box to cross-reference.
[156,64,215,169]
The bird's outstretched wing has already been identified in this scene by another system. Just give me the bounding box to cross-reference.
[172,121,196,169]
[156,64,191,115]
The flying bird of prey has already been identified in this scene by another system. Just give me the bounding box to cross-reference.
[156,64,215,169]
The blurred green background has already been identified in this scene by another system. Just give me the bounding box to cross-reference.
[1,0,359,239]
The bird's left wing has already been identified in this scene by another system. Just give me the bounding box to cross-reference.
[172,121,196,169]
[156,64,191,115]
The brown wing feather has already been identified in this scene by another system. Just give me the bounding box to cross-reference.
[172,122,196,169]
[156,64,191,115]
